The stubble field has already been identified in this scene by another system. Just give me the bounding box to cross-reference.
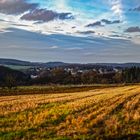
[0,85,140,140]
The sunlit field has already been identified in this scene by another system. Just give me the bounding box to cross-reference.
[0,85,140,140]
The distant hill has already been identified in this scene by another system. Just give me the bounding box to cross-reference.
[0,58,68,68]
[92,63,140,68]
[41,62,69,67]
[0,58,32,66]
[0,58,140,69]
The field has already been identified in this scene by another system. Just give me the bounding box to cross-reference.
[0,85,140,140]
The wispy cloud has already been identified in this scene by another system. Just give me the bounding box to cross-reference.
[86,19,121,28]
[129,5,140,12]
[109,0,123,20]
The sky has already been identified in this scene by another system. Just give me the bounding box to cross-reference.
[0,0,140,63]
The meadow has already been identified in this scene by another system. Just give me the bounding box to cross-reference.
[0,85,140,139]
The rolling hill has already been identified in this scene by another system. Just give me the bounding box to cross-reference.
[1,58,140,69]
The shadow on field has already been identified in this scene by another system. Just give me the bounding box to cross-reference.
[0,84,134,96]
[106,134,140,140]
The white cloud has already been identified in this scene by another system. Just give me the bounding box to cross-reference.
[109,0,123,20]
[65,47,83,51]
[49,46,59,49]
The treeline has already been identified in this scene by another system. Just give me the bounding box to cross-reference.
[32,67,140,85]
[1,66,140,89]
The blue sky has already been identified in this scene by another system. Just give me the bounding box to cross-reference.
[0,0,140,63]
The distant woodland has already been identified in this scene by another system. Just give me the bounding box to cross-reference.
[1,65,140,88]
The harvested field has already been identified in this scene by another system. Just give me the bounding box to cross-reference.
[0,85,140,139]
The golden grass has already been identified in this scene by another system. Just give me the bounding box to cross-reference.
[0,85,140,139]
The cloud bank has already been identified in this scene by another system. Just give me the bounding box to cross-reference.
[0,0,38,15]
[125,26,140,33]
[21,9,74,22]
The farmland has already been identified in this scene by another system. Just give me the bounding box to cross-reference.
[0,85,140,139]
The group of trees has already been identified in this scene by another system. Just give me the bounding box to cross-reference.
[0,66,29,89]
[32,69,120,85]
[32,67,140,85]
[123,67,140,83]
[1,66,140,89]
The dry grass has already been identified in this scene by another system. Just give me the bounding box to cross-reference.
[0,85,140,140]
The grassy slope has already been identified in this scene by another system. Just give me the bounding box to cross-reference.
[0,85,140,139]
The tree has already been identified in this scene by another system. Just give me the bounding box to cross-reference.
[4,74,17,89]
[113,72,123,83]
